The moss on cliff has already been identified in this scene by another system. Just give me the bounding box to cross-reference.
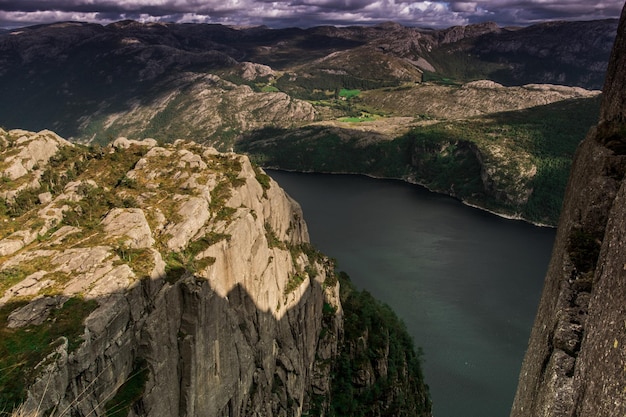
[0,297,98,410]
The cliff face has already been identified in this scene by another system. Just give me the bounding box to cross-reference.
[511,4,626,416]
[1,129,430,417]
[0,131,342,416]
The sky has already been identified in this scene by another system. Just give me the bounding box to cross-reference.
[0,0,623,30]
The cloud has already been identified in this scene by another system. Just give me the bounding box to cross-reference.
[0,0,622,29]
[458,0,625,25]
[450,2,478,13]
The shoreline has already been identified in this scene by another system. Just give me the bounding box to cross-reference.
[263,166,557,229]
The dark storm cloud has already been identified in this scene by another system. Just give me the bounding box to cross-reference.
[455,1,624,26]
[0,0,623,29]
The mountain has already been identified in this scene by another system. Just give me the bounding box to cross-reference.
[511,4,626,416]
[0,129,431,416]
[238,90,602,226]
[425,19,618,88]
[0,19,617,225]
[0,19,616,142]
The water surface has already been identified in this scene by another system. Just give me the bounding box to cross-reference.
[268,171,555,417]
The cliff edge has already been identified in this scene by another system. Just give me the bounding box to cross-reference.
[0,131,431,416]
[0,132,341,416]
[511,3,626,416]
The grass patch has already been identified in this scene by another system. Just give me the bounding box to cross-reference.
[265,223,285,249]
[284,273,305,295]
[253,165,271,195]
[104,358,149,417]
[0,256,55,295]
[0,297,98,410]
[114,246,155,279]
[163,232,229,283]
[164,252,186,284]
[338,89,361,99]
[338,114,377,123]
[0,267,28,296]
[261,85,280,93]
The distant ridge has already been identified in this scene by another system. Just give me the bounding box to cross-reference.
[0,17,616,225]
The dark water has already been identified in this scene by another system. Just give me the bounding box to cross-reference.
[267,171,556,417]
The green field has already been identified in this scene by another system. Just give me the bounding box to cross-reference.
[338,88,361,99]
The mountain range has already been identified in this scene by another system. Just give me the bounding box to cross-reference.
[0,18,618,225]
[0,18,617,140]
[1,10,626,417]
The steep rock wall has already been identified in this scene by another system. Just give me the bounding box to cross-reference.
[0,132,341,416]
[511,4,626,416]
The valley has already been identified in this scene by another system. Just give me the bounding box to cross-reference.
[0,17,618,224]
[0,13,624,417]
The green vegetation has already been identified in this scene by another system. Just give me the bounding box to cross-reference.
[241,95,600,225]
[0,268,29,296]
[141,90,192,142]
[206,155,244,222]
[338,89,361,99]
[405,96,600,224]
[104,359,149,417]
[60,183,134,231]
[238,126,413,179]
[0,297,98,410]
[1,145,89,226]
[326,272,431,417]
[265,223,285,249]
[114,246,155,279]
[338,113,377,123]
[253,165,272,195]
[275,73,396,101]
[421,72,461,86]
[261,85,280,93]
[0,256,55,295]
[163,233,227,283]
[0,142,150,243]
[284,273,306,294]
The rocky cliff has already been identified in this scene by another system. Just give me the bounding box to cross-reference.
[0,129,430,416]
[0,130,340,416]
[511,3,626,416]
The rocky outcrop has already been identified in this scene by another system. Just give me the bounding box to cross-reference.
[0,131,342,416]
[0,129,429,417]
[75,72,317,149]
[510,4,626,416]
[361,81,600,119]
[469,19,618,89]
[436,21,501,45]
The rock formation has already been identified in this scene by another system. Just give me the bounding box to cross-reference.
[0,129,430,417]
[510,3,626,416]
[0,130,342,416]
